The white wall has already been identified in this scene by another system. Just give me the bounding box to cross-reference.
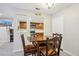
[63,4,79,56]
[52,12,64,34]
[52,4,79,56]
[0,27,10,46]
[44,15,52,36]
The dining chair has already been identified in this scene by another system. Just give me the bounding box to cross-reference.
[21,34,37,56]
[40,34,62,56]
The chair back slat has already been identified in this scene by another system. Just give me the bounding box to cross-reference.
[45,33,62,56]
[52,33,62,56]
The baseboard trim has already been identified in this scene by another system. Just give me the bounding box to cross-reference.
[13,49,24,56]
[63,49,76,56]
[0,42,10,46]
[13,49,23,53]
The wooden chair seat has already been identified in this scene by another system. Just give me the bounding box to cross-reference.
[24,45,37,52]
[25,45,36,50]
[40,48,57,56]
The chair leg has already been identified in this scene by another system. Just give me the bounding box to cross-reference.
[24,52,26,56]
[32,53,33,56]
[32,52,35,56]
[34,52,36,56]
[32,52,37,56]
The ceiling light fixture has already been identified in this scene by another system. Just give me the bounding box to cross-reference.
[35,13,41,16]
[35,8,40,10]
[46,0,56,9]
[47,3,54,9]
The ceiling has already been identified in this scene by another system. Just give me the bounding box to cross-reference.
[0,3,72,15]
